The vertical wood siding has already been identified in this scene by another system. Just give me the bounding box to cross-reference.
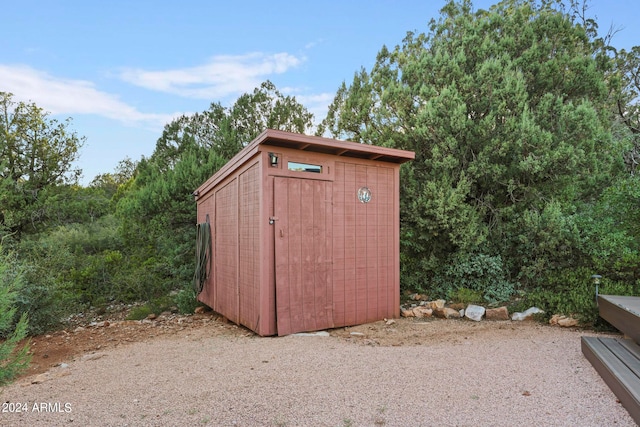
[333,162,396,328]
[274,177,333,335]
[214,178,239,323]
[238,164,260,330]
[196,137,408,335]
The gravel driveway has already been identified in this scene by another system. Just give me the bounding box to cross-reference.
[0,319,635,426]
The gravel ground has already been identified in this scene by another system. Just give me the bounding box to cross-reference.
[0,320,635,426]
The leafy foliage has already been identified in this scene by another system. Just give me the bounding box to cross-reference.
[0,246,30,384]
[319,0,628,299]
[0,92,84,238]
[523,267,639,325]
[432,252,516,305]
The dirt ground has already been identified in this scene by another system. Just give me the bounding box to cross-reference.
[21,306,550,381]
[19,308,236,380]
[5,306,635,426]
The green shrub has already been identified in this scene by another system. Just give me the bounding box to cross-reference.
[0,246,31,384]
[431,252,516,305]
[520,268,639,326]
[126,305,154,321]
[125,296,176,320]
[15,236,79,334]
[450,288,483,305]
[174,288,201,315]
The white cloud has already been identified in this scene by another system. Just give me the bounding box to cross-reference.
[0,64,177,128]
[118,52,304,99]
[304,38,325,50]
[295,92,335,123]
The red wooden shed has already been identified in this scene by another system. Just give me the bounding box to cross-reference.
[194,129,414,336]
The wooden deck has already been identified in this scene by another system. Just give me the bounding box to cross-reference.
[582,336,640,424]
[597,295,640,343]
[582,294,640,425]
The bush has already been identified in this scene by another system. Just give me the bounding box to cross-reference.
[125,296,176,320]
[0,246,31,385]
[15,236,79,334]
[174,288,202,315]
[450,288,483,305]
[430,252,517,305]
[521,268,639,326]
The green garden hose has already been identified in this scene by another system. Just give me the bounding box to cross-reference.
[193,215,211,294]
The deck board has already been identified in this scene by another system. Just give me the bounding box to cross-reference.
[598,295,640,344]
[581,336,640,425]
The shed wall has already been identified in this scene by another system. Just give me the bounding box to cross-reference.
[196,130,412,336]
[198,160,263,331]
[237,163,261,330]
[214,178,239,322]
[332,161,398,328]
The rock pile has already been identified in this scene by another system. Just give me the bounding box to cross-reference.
[400,294,578,327]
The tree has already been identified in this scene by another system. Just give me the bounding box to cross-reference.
[612,47,640,174]
[89,157,138,199]
[0,92,84,238]
[318,0,626,296]
[115,81,314,298]
[151,80,314,171]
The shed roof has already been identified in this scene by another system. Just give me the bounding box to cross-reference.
[195,129,415,198]
[254,129,415,164]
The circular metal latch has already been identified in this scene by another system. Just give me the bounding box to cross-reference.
[357,187,372,203]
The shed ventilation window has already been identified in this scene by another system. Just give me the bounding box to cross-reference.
[288,161,322,173]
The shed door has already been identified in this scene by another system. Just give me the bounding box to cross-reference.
[274,177,333,336]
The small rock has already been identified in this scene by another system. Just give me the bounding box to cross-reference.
[194,306,207,314]
[549,314,579,327]
[31,368,71,384]
[485,307,509,321]
[401,308,415,317]
[31,373,49,384]
[73,326,85,333]
[511,307,544,321]
[146,313,157,320]
[385,319,396,326]
[433,307,461,319]
[465,305,486,322]
[558,316,579,327]
[412,307,433,318]
[293,331,330,337]
[350,332,365,336]
[427,299,446,310]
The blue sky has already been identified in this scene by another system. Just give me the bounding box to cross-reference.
[2,1,639,185]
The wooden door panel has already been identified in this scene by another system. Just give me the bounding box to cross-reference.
[274,177,333,336]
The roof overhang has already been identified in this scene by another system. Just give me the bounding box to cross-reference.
[254,129,415,164]
[194,129,415,198]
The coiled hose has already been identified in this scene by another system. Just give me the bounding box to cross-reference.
[193,215,211,294]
